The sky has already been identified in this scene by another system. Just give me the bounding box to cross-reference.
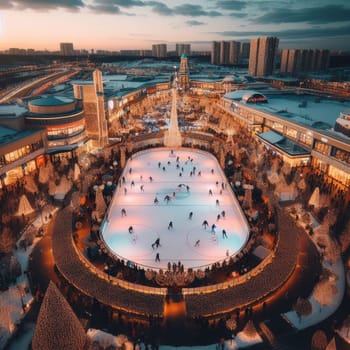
[0,0,350,52]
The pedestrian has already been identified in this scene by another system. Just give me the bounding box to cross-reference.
[221,210,226,218]
[121,208,126,217]
[129,168,132,174]
[131,180,135,187]
[155,253,160,262]
[122,176,125,183]
[188,212,193,220]
[211,168,214,174]
[124,187,127,195]
[140,175,143,181]
[198,171,201,176]
[202,220,209,229]
[211,224,216,233]
[149,176,153,182]
[222,229,228,239]
[128,226,134,234]
[216,199,220,207]
[209,189,213,196]
[217,214,221,221]
[158,162,161,168]
[168,221,173,230]
[195,240,200,247]
[140,185,144,192]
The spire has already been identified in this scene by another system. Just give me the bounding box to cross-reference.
[164,68,182,148]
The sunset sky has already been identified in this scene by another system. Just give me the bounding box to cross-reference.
[0,0,350,52]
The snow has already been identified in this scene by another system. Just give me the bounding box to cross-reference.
[101,148,250,271]
[283,208,346,330]
[0,208,58,349]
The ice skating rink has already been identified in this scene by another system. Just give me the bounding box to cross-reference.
[101,148,250,271]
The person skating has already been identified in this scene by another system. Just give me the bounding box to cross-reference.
[168,221,173,230]
[216,199,220,207]
[154,196,159,204]
[195,239,200,247]
[211,224,216,233]
[209,189,213,196]
[155,253,160,262]
[128,226,134,234]
[222,229,228,239]
[221,210,226,218]
[202,220,209,229]
[121,208,126,217]
[152,238,161,249]
[188,212,193,220]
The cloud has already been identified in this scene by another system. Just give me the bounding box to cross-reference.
[215,0,247,11]
[147,2,223,17]
[186,20,206,26]
[256,4,350,24]
[0,0,84,10]
[147,1,173,16]
[173,4,222,17]
[217,24,350,40]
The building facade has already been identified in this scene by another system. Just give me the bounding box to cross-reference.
[152,44,167,58]
[176,44,191,57]
[60,43,74,56]
[249,37,279,77]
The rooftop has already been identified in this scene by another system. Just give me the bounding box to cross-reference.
[29,96,74,107]
[0,126,40,146]
[0,104,27,118]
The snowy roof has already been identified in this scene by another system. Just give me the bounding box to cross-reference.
[224,89,261,100]
[0,126,40,146]
[0,104,27,118]
[29,96,74,107]
[258,130,310,156]
[32,281,87,350]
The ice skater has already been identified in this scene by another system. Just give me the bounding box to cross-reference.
[188,212,193,220]
[221,210,226,218]
[186,185,190,192]
[129,168,132,174]
[152,238,161,249]
[168,221,173,230]
[216,199,220,207]
[140,185,144,192]
[222,229,228,239]
[217,214,221,221]
[149,176,153,182]
[131,180,135,187]
[202,220,209,229]
[158,162,161,168]
[209,189,213,196]
[154,196,159,204]
[128,226,134,234]
[211,224,216,233]
[124,187,127,195]
[155,253,160,262]
[211,168,214,174]
[121,208,126,217]
[195,239,200,247]
[164,195,171,204]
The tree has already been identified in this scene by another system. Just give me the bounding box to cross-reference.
[0,227,16,254]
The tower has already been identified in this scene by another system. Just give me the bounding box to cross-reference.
[178,53,190,90]
[164,68,182,148]
[73,69,108,148]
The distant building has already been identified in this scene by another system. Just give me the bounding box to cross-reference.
[249,37,279,77]
[211,41,220,65]
[176,44,191,57]
[60,42,74,56]
[229,41,241,65]
[152,44,167,58]
[280,49,330,75]
[240,43,250,59]
[212,41,241,65]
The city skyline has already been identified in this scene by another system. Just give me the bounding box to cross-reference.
[0,0,350,52]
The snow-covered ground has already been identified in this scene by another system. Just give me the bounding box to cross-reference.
[101,148,250,271]
[0,209,57,349]
[283,205,346,330]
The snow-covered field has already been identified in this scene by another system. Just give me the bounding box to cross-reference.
[101,148,250,271]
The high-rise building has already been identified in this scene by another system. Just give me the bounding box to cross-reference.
[240,42,250,59]
[219,41,230,65]
[178,53,190,90]
[152,44,167,58]
[280,49,330,75]
[73,69,108,148]
[211,41,220,65]
[60,42,74,56]
[248,37,279,77]
[229,41,241,65]
[176,44,191,57]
